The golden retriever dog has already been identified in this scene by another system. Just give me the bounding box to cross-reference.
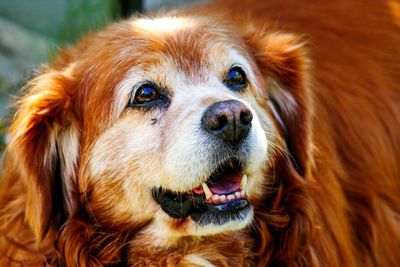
[1,0,400,266]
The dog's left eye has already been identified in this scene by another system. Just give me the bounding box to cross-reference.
[223,67,247,90]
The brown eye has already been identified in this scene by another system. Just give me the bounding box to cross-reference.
[129,82,169,109]
[223,66,247,91]
[133,85,159,104]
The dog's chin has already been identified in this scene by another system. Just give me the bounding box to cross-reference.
[152,158,253,232]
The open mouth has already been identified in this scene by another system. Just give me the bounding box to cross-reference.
[152,158,251,226]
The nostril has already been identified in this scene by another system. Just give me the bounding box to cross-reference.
[202,111,229,132]
[240,109,253,125]
[216,115,228,130]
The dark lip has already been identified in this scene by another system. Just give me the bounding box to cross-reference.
[191,199,250,226]
[152,188,250,225]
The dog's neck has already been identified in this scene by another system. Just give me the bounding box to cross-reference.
[127,232,256,266]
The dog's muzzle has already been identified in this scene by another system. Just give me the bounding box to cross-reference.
[152,100,254,225]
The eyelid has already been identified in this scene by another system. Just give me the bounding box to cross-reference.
[133,80,172,98]
[132,80,159,95]
[231,63,244,69]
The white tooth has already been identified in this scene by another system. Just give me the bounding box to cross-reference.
[212,195,220,203]
[240,175,248,189]
[240,190,246,198]
[227,194,235,201]
[235,192,241,198]
[202,183,213,200]
[220,195,227,203]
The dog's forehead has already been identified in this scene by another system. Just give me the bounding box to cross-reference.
[125,16,246,78]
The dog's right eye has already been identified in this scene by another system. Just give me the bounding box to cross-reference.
[133,85,159,104]
[129,83,168,109]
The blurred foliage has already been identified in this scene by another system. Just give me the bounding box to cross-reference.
[59,0,119,43]
[0,0,142,44]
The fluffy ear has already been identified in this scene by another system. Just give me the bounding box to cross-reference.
[8,68,78,241]
[245,31,313,177]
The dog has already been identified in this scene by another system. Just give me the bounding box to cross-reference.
[1,0,399,266]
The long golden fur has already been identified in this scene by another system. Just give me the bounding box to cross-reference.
[1,0,400,266]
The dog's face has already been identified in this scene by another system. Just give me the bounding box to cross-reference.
[85,17,273,243]
[10,15,310,246]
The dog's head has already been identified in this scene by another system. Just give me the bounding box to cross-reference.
[7,15,312,248]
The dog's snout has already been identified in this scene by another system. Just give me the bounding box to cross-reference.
[201,100,253,144]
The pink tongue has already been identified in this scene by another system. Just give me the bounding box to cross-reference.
[208,172,241,195]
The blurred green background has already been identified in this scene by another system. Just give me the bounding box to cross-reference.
[0,0,204,151]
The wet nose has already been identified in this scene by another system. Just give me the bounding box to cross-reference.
[201,100,253,144]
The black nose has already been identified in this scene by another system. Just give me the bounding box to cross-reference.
[201,100,253,144]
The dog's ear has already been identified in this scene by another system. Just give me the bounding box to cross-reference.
[245,31,313,177]
[243,31,316,265]
[8,68,78,241]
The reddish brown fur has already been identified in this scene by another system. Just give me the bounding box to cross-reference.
[1,0,400,266]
